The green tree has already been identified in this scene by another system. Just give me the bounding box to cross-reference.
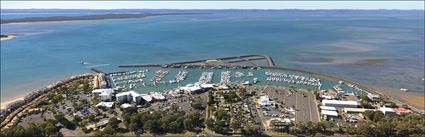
[108,117,120,129]
[144,119,162,134]
[242,124,259,135]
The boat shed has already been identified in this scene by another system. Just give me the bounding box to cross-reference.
[321,110,339,118]
[320,106,336,111]
[322,100,358,108]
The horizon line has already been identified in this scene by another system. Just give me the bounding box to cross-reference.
[2,8,424,10]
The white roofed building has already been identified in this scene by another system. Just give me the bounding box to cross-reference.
[179,83,203,94]
[121,103,134,109]
[367,93,380,101]
[322,100,358,108]
[320,106,336,111]
[151,92,166,101]
[116,91,146,105]
[96,102,114,108]
[321,110,339,119]
[92,88,114,101]
[116,92,132,104]
[200,84,214,89]
[380,107,397,116]
[141,94,153,102]
[259,95,275,106]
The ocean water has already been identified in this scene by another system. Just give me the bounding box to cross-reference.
[1,10,424,101]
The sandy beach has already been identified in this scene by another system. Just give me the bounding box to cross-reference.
[373,86,425,111]
[0,34,16,41]
[0,96,24,110]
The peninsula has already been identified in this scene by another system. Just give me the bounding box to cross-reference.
[0,13,202,24]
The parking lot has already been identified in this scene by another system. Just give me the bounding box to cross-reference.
[250,85,320,123]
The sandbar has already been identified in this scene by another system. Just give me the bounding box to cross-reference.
[0,34,16,41]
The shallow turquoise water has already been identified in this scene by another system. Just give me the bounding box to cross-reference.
[110,67,338,94]
[1,10,424,100]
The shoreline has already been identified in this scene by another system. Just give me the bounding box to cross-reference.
[0,34,16,41]
[0,73,93,110]
[0,13,206,24]
[2,64,424,113]
[373,86,424,111]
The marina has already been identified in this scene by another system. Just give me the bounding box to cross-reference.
[106,65,369,97]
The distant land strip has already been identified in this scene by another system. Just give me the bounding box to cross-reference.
[0,13,205,24]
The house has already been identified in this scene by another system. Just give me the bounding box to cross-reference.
[96,119,109,129]
[121,103,134,109]
[96,102,115,108]
[393,108,412,115]
[322,100,358,108]
[2,98,26,111]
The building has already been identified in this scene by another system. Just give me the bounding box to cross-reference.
[321,110,339,119]
[116,92,132,104]
[269,118,292,131]
[200,83,214,89]
[367,93,380,101]
[131,93,144,105]
[141,94,153,103]
[92,88,114,101]
[96,102,115,108]
[343,108,375,113]
[116,91,146,105]
[393,108,412,115]
[24,91,41,101]
[2,98,26,111]
[179,83,204,94]
[320,95,333,100]
[380,107,397,115]
[322,100,358,108]
[121,103,134,109]
[151,92,166,101]
[259,95,275,106]
[320,106,336,111]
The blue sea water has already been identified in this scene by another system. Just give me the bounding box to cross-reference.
[1,10,424,101]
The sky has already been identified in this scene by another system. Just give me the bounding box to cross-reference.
[1,1,424,10]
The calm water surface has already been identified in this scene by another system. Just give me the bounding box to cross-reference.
[1,11,424,101]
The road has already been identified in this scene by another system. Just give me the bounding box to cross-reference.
[293,92,320,123]
[248,97,266,132]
